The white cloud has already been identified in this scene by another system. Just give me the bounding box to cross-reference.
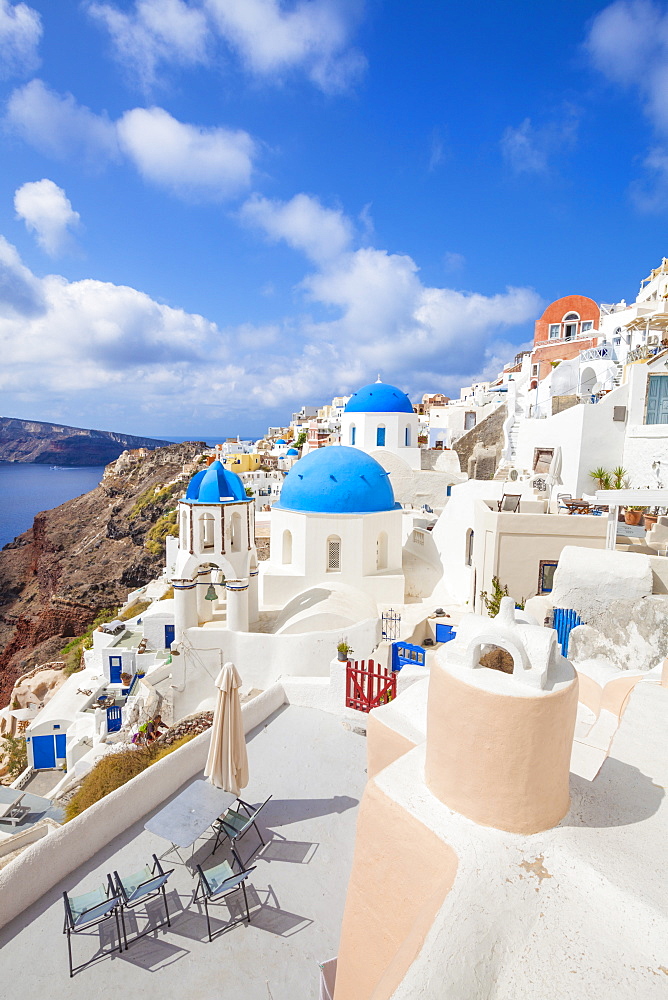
[500,110,579,175]
[5,79,119,163]
[205,0,366,92]
[241,192,352,262]
[0,0,41,79]
[0,199,540,428]
[88,0,209,92]
[6,82,256,200]
[117,106,255,198]
[14,179,80,255]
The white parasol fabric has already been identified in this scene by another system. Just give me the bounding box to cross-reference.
[204,661,249,795]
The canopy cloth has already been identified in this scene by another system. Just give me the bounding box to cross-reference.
[204,662,249,795]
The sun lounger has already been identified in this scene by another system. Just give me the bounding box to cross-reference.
[0,789,27,827]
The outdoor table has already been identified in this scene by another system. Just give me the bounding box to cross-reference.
[563,499,591,515]
[144,779,236,858]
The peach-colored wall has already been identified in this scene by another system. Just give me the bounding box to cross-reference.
[334,781,458,1000]
[425,667,578,834]
[366,714,417,780]
[576,669,646,720]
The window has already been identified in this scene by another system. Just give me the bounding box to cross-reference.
[581,320,593,333]
[404,426,411,446]
[549,324,560,339]
[538,560,558,594]
[465,528,474,567]
[531,363,539,376]
[350,424,356,445]
[327,536,341,571]
[282,529,292,564]
[464,412,476,431]
[200,513,214,549]
[376,425,386,447]
[377,532,388,570]
[563,312,579,321]
[532,448,554,474]
[180,510,188,544]
[230,512,242,551]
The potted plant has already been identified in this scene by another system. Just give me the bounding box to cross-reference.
[644,507,659,530]
[120,671,132,686]
[337,640,353,661]
[624,506,647,525]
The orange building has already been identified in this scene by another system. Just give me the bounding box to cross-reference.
[530,294,600,386]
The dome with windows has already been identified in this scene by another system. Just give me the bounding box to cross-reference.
[276,446,398,514]
[344,380,414,414]
[185,460,246,503]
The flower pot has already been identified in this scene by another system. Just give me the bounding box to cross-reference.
[624,510,644,525]
[644,514,658,530]
[337,651,349,661]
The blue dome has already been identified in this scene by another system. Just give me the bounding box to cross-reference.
[276,446,398,514]
[344,381,414,414]
[275,438,287,444]
[286,448,299,456]
[185,460,246,503]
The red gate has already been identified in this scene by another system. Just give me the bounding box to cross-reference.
[345,659,396,713]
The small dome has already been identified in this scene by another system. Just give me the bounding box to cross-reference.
[344,381,414,414]
[185,460,246,503]
[276,438,287,444]
[286,448,299,456]
[276,446,398,514]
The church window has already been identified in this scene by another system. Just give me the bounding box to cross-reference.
[200,513,214,550]
[180,510,188,544]
[350,424,356,445]
[376,425,386,447]
[230,511,242,552]
[404,426,411,446]
[327,536,341,571]
[377,532,388,571]
[282,529,292,565]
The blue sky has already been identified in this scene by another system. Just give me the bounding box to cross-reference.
[1,0,668,438]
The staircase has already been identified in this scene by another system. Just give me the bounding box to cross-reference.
[494,373,529,479]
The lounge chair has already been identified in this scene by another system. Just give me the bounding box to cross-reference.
[0,789,27,827]
[111,854,174,949]
[192,861,256,942]
[62,877,123,977]
[556,492,572,513]
[497,494,521,512]
[211,795,272,868]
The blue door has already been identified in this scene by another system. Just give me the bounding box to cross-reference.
[552,608,582,656]
[109,655,122,683]
[435,623,456,643]
[32,735,56,769]
[646,375,668,424]
[164,624,175,648]
[107,706,122,733]
[55,733,67,759]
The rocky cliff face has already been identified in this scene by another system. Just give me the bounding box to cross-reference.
[0,442,206,705]
[0,417,170,466]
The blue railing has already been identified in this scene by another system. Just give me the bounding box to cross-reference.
[552,608,582,656]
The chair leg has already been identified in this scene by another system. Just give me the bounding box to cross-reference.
[241,881,251,924]
[162,885,171,927]
[66,927,73,978]
[253,821,265,847]
[204,895,212,943]
[118,904,128,951]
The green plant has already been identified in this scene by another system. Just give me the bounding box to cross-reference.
[145,510,179,555]
[337,639,353,654]
[245,485,254,497]
[480,576,509,617]
[119,599,151,621]
[296,431,307,447]
[60,607,120,674]
[65,744,154,820]
[626,505,648,511]
[0,733,28,778]
[129,483,178,519]
[612,466,629,490]
[589,466,611,490]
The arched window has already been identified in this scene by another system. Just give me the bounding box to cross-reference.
[327,535,341,572]
[377,531,388,571]
[282,529,292,565]
[376,425,386,447]
[562,311,580,340]
[465,528,474,567]
[230,511,242,552]
[404,426,411,447]
[200,513,214,550]
[350,424,356,445]
[180,509,188,545]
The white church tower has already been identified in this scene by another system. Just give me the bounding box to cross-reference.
[340,379,421,470]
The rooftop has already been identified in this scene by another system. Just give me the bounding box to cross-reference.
[0,705,366,999]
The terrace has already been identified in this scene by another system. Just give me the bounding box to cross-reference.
[0,704,367,999]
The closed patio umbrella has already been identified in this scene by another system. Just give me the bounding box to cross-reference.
[204,662,249,795]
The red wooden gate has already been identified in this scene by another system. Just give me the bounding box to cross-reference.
[345,659,396,713]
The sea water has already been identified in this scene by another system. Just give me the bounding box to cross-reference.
[0,464,106,549]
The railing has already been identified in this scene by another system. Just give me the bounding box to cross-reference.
[345,660,396,713]
[580,345,616,361]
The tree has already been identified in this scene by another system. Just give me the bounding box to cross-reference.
[296,431,307,447]
[480,576,509,617]
[245,486,254,497]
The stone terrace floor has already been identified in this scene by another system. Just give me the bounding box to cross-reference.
[0,706,367,999]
